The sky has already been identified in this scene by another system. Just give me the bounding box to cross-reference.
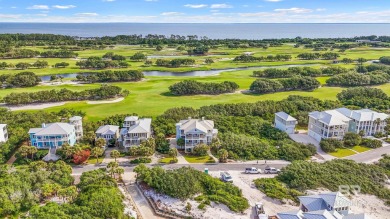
[0,0,390,23]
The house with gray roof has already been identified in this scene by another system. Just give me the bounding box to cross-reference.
[176,117,218,153]
[308,108,389,142]
[275,112,298,134]
[278,192,370,219]
[119,116,152,149]
[0,124,8,143]
[29,116,82,149]
[95,125,120,146]
[308,110,351,142]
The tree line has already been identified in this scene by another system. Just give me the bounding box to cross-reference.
[2,85,128,105]
[253,66,349,78]
[76,57,129,69]
[155,58,196,67]
[297,52,340,60]
[76,70,144,83]
[326,71,390,87]
[0,71,41,88]
[169,80,239,95]
[233,54,292,62]
[249,77,320,94]
[337,87,390,111]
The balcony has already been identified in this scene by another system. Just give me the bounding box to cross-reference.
[185,134,206,138]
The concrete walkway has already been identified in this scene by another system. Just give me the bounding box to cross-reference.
[289,133,335,161]
[169,138,189,164]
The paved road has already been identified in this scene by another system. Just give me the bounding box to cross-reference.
[343,145,390,163]
[72,163,289,175]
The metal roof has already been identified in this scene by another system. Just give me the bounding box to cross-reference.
[177,118,215,133]
[276,112,297,122]
[95,125,119,135]
[29,123,74,135]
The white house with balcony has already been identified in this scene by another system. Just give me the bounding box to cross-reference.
[275,112,297,134]
[119,116,152,149]
[308,110,352,142]
[308,108,389,142]
[0,124,8,143]
[176,117,218,153]
[95,125,119,146]
[336,108,388,137]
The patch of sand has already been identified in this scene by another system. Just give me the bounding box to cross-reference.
[87,97,125,105]
[5,102,67,111]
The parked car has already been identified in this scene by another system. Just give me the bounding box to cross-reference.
[255,202,265,214]
[220,172,233,183]
[258,214,268,219]
[245,167,262,174]
[264,166,280,174]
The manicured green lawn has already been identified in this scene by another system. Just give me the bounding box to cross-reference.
[87,157,105,164]
[2,44,390,121]
[183,155,215,163]
[329,148,357,158]
[351,146,372,153]
[159,157,174,164]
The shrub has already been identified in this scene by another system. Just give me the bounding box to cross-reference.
[320,139,343,152]
[193,144,209,156]
[253,178,303,203]
[361,139,382,149]
[343,132,362,147]
[130,157,152,164]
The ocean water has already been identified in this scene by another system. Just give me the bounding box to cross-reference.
[0,23,390,39]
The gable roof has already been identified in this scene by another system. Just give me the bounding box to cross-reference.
[299,192,352,212]
[0,124,6,129]
[276,112,297,122]
[127,118,151,134]
[303,209,336,219]
[29,123,74,135]
[177,118,215,133]
[336,108,388,122]
[277,210,304,219]
[309,110,351,126]
[124,116,139,122]
[69,116,82,121]
[95,125,119,135]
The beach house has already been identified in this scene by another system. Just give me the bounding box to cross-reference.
[119,116,152,149]
[0,124,8,143]
[275,112,297,134]
[95,125,120,146]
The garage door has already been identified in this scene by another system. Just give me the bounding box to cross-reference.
[308,130,322,142]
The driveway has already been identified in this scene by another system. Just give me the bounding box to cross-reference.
[289,133,335,161]
[343,145,390,163]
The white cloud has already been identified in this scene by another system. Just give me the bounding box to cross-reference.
[27,5,49,10]
[184,4,208,9]
[316,8,327,12]
[274,7,313,13]
[264,0,283,2]
[161,12,184,16]
[103,0,116,2]
[0,14,21,19]
[52,5,76,9]
[75,13,99,16]
[210,4,233,9]
[145,0,158,2]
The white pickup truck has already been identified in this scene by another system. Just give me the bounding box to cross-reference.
[245,167,262,174]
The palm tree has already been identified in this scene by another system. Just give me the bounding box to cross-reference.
[115,167,124,180]
[218,149,229,163]
[28,147,38,160]
[107,161,118,178]
[374,118,382,133]
[110,150,120,162]
[168,148,178,162]
[62,144,74,160]
[95,138,106,148]
[91,147,104,164]
[18,145,30,159]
